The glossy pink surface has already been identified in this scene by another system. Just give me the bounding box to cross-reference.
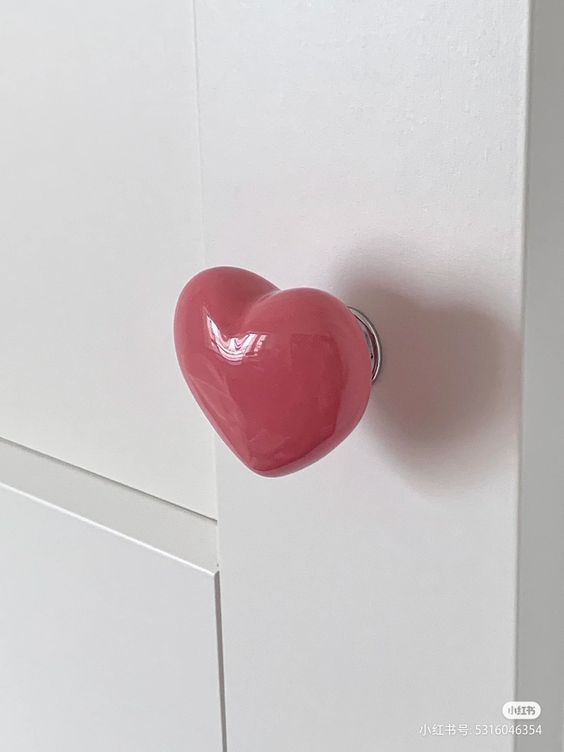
[174,267,372,476]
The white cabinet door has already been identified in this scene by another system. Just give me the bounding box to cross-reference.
[0,0,215,517]
[2,2,562,752]
[0,477,224,752]
[195,2,563,751]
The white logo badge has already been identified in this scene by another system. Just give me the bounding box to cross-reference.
[502,701,541,720]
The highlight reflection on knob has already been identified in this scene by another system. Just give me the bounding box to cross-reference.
[174,266,382,477]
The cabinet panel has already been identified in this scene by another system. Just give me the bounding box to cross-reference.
[0,485,224,752]
[198,2,527,750]
[0,0,215,516]
[517,1,564,749]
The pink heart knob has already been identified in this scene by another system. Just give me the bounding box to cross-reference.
[174,267,381,476]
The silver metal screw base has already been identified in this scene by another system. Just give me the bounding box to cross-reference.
[348,307,383,384]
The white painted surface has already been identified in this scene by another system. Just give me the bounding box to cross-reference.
[2,2,561,750]
[0,0,215,517]
[0,437,218,572]
[517,1,564,750]
[0,484,224,752]
[198,2,528,750]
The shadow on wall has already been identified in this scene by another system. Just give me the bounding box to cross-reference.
[334,245,520,497]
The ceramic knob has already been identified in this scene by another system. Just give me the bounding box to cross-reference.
[174,266,382,477]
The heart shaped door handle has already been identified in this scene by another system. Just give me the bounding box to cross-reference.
[174,267,382,477]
